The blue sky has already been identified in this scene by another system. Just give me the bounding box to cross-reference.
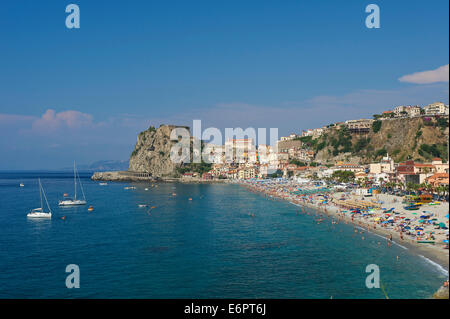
[0,0,448,169]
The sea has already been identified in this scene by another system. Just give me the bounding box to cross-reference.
[0,171,447,299]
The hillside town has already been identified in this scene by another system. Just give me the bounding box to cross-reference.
[184,102,449,197]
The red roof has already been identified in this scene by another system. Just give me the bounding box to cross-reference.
[414,163,434,168]
[429,173,449,178]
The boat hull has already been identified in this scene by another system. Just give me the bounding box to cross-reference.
[59,200,87,206]
[27,212,52,218]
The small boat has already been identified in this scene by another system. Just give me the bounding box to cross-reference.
[124,186,136,190]
[27,179,52,218]
[138,204,148,208]
[99,182,107,186]
[144,188,149,191]
[59,162,87,206]
[19,183,24,187]
[88,205,94,211]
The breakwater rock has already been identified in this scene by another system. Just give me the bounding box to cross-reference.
[91,171,155,182]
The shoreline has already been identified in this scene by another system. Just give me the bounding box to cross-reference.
[92,173,449,272]
[238,181,449,274]
[300,196,449,272]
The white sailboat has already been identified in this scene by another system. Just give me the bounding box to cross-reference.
[27,178,52,218]
[59,161,87,206]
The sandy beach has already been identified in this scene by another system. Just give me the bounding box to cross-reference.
[239,179,449,273]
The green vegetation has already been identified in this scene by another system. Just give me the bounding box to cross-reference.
[415,129,422,139]
[329,126,352,156]
[331,170,355,183]
[315,141,326,151]
[436,117,449,129]
[353,137,371,153]
[423,117,449,129]
[268,169,283,178]
[294,134,328,154]
[289,159,307,166]
[374,148,387,158]
[296,135,314,144]
[176,162,212,175]
[418,143,448,160]
[372,120,382,133]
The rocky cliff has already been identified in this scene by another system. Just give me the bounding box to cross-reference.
[128,124,190,178]
[432,282,449,299]
[313,116,449,164]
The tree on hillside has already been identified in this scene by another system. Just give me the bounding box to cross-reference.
[331,170,355,183]
[372,120,382,133]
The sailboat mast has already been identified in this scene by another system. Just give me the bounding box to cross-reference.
[74,161,77,200]
[39,178,43,209]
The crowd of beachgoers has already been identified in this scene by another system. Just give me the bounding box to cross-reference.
[238,178,449,270]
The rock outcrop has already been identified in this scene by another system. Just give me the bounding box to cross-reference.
[128,124,190,178]
[314,116,448,164]
[433,281,449,299]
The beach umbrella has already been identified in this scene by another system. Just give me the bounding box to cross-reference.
[404,226,411,229]
[439,222,446,228]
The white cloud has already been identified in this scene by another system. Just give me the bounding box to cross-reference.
[399,64,449,84]
[31,109,93,132]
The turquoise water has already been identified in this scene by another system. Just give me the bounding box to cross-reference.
[0,172,447,298]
